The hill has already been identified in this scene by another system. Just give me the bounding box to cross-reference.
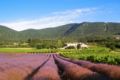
[0,22,120,41]
[0,25,19,41]
[64,22,120,39]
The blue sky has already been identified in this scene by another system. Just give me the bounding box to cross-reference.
[0,0,120,31]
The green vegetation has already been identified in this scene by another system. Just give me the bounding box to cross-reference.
[60,46,120,65]
[28,39,65,49]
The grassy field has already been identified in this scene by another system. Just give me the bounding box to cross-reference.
[0,48,56,53]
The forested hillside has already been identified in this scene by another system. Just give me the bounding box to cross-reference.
[0,22,120,41]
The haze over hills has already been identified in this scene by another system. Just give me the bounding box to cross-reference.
[0,22,120,41]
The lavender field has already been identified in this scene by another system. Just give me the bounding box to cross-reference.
[0,53,119,80]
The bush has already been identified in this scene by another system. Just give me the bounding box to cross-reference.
[115,42,120,48]
[105,42,116,50]
[65,46,76,49]
[36,44,45,49]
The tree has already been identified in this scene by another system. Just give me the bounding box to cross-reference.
[57,40,64,48]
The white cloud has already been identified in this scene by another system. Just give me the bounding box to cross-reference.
[0,8,95,31]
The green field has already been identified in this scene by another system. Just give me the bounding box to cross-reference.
[0,48,57,53]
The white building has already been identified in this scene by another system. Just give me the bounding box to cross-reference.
[62,42,89,49]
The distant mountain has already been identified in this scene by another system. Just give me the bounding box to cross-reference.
[0,25,19,40]
[0,22,120,41]
[64,22,120,38]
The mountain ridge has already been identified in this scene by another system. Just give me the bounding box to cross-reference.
[0,22,120,41]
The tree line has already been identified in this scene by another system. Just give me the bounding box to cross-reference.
[0,37,120,50]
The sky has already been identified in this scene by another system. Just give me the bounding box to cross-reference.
[0,0,120,31]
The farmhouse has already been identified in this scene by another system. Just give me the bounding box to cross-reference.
[62,42,89,49]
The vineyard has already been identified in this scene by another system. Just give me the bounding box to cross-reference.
[0,53,119,80]
[60,49,120,65]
